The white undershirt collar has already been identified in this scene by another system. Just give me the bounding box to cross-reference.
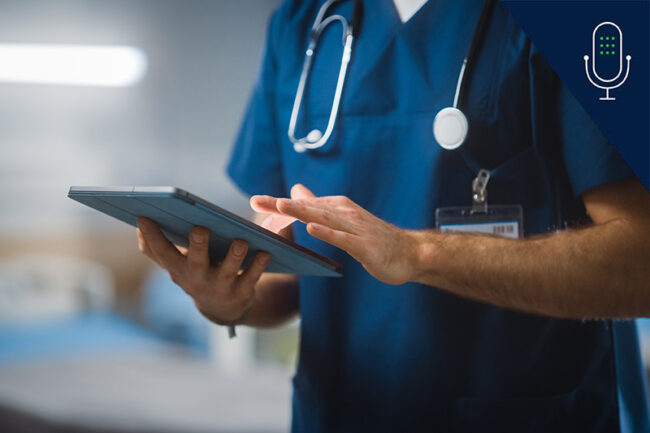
[392,0,429,23]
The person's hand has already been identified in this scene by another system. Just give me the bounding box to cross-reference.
[136,218,270,324]
[251,183,316,235]
[251,186,420,285]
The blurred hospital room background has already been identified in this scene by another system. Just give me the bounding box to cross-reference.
[0,1,648,432]
[0,1,297,432]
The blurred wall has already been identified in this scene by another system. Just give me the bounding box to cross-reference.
[0,0,281,234]
[0,0,281,299]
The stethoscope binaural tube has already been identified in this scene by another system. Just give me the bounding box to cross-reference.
[288,0,362,153]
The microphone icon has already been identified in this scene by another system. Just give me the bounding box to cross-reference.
[584,21,631,101]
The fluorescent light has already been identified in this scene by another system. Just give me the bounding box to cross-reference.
[0,44,147,87]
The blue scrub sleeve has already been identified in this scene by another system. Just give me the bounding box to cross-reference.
[558,86,635,197]
[538,48,636,197]
[227,9,287,198]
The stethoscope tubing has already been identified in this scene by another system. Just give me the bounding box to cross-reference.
[289,0,494,153]
[288,0,359,153]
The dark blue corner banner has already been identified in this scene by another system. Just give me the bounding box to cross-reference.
[501,0,650,190]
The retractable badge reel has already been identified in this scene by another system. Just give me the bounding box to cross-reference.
[435,169,524,239]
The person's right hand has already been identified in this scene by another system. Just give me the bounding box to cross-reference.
[137,218,270,324]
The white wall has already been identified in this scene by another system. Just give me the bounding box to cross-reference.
[0,0,281,237]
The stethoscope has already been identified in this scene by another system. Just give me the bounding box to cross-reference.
[288,0,362,152]
[288,0,494,153]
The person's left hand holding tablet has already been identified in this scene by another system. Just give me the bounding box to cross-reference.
[136,184,314,329]
[136,218,270,325]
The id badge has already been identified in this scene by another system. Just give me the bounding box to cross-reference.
[435,169,524,239]
[435,204,523,239]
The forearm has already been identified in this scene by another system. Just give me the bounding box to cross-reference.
[411,218,650,319]
[254,179,650,319]
[241,273,299,327]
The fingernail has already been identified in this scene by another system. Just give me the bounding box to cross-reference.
[233,242,245,256]
[191,232,204,244]
[257,253,270,265]
[139,221,148,234]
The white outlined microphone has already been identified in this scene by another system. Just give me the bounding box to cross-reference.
[584,22,631,100]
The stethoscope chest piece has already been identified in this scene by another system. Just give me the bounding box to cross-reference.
[433,107,468,150]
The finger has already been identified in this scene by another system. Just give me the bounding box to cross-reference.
[257,184,317,232]
[250,195,280,214]
[290,183,316,199]
[137,229,158,263]
[301,195,355,210]
[277,199,356,233]
[260,213,297,234]
[187,226,210,274]
[251,184,317,214]
[252,189,306,234]
[137,218,185,274]
[306,222,363,259]
[215,240,249,285]
[237,251,271,294]
[257,195,354,212]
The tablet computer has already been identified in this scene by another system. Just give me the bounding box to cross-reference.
[68,186,343,277]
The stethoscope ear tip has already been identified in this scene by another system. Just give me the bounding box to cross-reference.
[307,129,323,144]
[293,129,323,153]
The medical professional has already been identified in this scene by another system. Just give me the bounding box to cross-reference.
[136,0,650,431]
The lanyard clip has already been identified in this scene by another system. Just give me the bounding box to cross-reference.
[472,169,490,213]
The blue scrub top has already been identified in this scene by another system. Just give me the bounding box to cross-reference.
[227,1,649,431]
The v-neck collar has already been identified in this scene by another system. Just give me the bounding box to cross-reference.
[391,0,429,23]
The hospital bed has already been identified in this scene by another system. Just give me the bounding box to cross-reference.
[0,255,291,433]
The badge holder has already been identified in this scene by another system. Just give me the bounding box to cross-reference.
[435,169,523,239]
